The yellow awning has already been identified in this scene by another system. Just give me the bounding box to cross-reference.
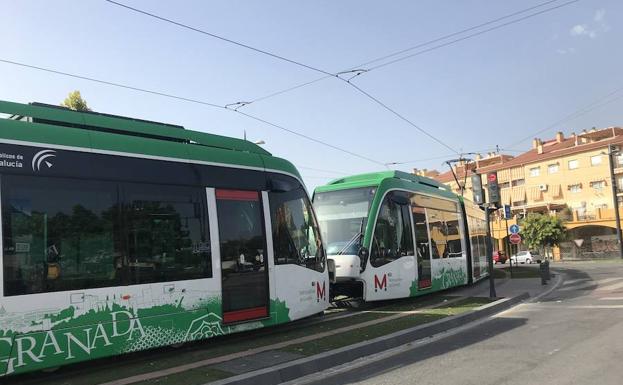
[529,186,543,201]
[511,167,524,181]
[512,186,526,202]
[549,184,562,198]
[498,168,511,183]
[501,188,511,205]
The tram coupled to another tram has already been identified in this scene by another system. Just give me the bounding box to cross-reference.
[0,101,330,376]
[313,171,489,302]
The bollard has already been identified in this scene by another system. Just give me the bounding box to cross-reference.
[544,259,550,280]
[539,260,550,285]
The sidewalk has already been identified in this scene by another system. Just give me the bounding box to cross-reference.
[456,272,558,299]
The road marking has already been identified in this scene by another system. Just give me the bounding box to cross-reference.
[599,297,623,301]
[559,277,623,292]
[563,278,588,286]
[595,277,621,284]
[567,305,623,309]
[596,281,623,292]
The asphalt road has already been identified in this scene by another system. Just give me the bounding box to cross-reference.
[293,262,623,385]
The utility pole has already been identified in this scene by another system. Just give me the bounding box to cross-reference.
[485,206,496,298]
[607,144,623,259]
[504,212,512,278]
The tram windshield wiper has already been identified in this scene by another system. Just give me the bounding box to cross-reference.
[337,218,365,255]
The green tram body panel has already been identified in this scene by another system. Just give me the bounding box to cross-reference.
[314,171,489,300]
[0,101,326,376]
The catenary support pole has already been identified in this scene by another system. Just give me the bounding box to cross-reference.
[608,144,623,259]
[505,217,512,277]
[485,207,497,298]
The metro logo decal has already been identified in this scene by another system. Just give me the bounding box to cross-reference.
[374,274,387,292]
[316,281,326,302]
[31,149,56,172]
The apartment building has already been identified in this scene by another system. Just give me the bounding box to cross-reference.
[427,127,623,260]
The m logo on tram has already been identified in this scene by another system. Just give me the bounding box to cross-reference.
[316,281,326,302]
[374,273,387,292]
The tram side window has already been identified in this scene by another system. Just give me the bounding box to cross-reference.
[2,175,120,296]
[427,209,446,259]
[468,216,485,259]
[270,189,325,272]
[370,193,414,267]
[122,183,212,284]
[446,213,464,258]
[412,207,431,260]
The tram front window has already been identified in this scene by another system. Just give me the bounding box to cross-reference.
[313,188,375,256]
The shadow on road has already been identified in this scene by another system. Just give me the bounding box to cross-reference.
[306,316,528,385]
[539,262,623,302]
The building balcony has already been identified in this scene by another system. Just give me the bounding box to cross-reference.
[571,208,622,222]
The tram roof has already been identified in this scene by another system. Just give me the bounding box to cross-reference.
[0,100,271,155]
[315,170,457,199]
[0,100,301,180]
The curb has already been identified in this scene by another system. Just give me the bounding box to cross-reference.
[527,269,563,303]
[209,292,530,385]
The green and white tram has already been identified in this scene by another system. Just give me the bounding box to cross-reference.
[313,171,488,301]
[0,100,328,376]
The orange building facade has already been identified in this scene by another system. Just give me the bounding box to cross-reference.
[423,127,623,260]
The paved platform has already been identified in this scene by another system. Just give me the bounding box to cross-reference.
[456,266,558,300]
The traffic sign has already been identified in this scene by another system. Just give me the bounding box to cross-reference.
[509,224,520,234]
[510,233,522,245]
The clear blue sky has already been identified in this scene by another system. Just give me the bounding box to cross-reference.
[1,0,621,191]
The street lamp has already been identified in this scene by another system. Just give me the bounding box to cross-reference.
[254,140,266,145]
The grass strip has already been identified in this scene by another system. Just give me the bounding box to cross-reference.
[281,297,491,356]
[14,295,455,385]
[502,266,543,278]
[282,313,447,356]
[133,367,231,385]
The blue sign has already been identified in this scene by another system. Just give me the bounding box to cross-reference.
[510,224,520,234]
[503,205,511,220]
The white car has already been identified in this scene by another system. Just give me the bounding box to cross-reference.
[510,251,540,264]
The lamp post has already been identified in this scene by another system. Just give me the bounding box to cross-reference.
[607,144,623,259]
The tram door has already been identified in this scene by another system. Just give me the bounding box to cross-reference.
[216,189,269,324]
[413,206,432,289]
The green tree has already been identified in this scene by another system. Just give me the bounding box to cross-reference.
[60,90,91,111]
[520,213,566,259]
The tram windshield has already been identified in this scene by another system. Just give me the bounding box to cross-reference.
[313,187,376,256]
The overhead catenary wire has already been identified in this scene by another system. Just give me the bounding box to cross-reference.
[343,80,460,154]
[505,86,623,149]
[0,58,386,166]
[0,58,222,109]
[365,0,580,72]
[296,165,349,175]
[233,109,386,166]
[350,0,566,70]
[104,0,459,156]
[242,0,579,105]
[103,0,578,157]
[104,0,335,78]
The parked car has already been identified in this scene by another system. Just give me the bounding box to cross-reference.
[510,250,541,264]
[493,250,508,264]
